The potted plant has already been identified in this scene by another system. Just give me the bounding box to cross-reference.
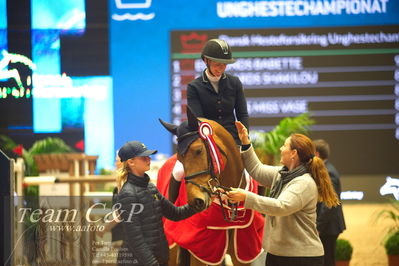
[374,200,399,266]
[0,135,74,175]
[335,238,353,266]
[385,231,399,265]
[251,112,315,165]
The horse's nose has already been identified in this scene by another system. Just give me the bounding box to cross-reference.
[194,198,206,210]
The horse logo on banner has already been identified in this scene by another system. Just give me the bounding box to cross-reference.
[380,176,399,200]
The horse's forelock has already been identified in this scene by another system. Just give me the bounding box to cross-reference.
[176,121,199,156]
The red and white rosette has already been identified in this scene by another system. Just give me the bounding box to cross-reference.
[199,122,225,174]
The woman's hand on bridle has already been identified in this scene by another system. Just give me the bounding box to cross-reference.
[226,188,247,203]
[235,121,250,145]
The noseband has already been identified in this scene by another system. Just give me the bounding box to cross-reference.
[178,127,238,222]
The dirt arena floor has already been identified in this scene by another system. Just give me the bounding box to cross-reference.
[236,202,395,266]
[338,202,394,266]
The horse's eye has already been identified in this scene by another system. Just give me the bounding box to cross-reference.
[196,148,202,156]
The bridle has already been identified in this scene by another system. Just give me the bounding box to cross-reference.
[184,138,224,194]
[177,125,240,222]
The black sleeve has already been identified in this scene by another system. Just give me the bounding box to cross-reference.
[234,78,249,129]
[168,177,181,204]
[118,194,159,266]
[187,83,204,117]
[241,144,251,151]
[157,191,197,221]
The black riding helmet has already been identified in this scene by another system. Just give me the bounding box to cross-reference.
[201,39,236,64]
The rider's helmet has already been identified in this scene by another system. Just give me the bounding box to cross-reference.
[201,39,236,64]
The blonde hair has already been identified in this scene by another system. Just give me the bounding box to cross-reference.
[116,161,129,191]
[290,134,340,208]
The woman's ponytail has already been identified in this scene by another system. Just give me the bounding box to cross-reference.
[309,156,340,208]
[116,162,129,191]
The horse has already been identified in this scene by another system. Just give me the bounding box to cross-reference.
[157,108,265,266]
[0,50,34,89]
[380,176,399,200]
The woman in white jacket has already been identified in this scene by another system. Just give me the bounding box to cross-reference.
[227,122,339,266]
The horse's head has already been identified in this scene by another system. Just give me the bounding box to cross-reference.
[160,108,243,212]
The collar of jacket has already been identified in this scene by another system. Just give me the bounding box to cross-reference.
[201,69,226,83]
[127,172,150,187]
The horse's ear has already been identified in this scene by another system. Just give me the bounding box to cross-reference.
[186,106,199,130]
[159,119,178,135]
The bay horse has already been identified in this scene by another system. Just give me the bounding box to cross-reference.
[157,108,264,266]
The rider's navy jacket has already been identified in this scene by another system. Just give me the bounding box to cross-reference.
[187,70,249,144]
[116,173,196,266]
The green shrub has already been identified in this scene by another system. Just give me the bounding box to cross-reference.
[374,199,399,235]
[373,199,399,255]
[385,231,399,255]
[251,112,315,165]
[0,135,74,176]
[335,238,353,261]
